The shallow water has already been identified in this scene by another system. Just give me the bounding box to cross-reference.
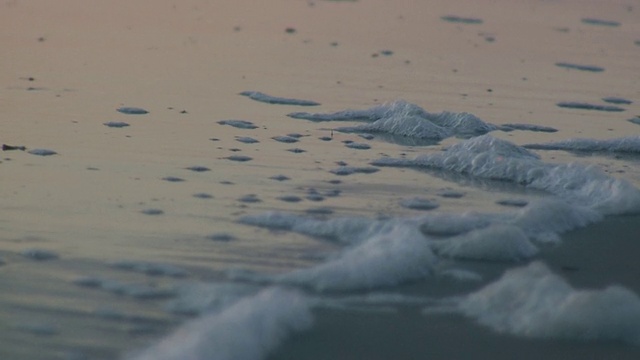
[2,0,640,359]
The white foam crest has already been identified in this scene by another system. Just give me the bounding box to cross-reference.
[528,163,640,215]
[275,223,437,291]
[428,111,498,135]
[287,99,494,140]
[431,224,538,262]
[418,211,495,236]
[510,199,602,242]
[525,136,640,154]
[338,115,453,140]
[374,135,640,215]
[288,100,427,122]
[457,262,640,345]
[165,282,259,315]
[239,211,395,246]
[128,288,313,360]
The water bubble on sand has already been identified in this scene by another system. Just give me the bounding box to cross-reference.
[110,260,188,277]
[193,193,214,199]
[496,198,529,207]
[277,195,303,203]
[103,121,130,128]
[306,193,325,202]
[206,233,237,242]
[602,97,632,105]
[437,189,465,198]
[141,208,164,215]
[441,15,483,24]
[73,277,103,288]
[16,322,58,336]
[217,120,258,129]
[286,148,306,153]
[556,102,625,112]
[555,62,605,72]
[323,189,342,197]
[238,194,262,203]
[186,166,210,172]
[499,123,558,133]
[524,136,640,154]
[359,134,375,140]
[117,107,149,115]
[74,277,176,299]
[330,166,380,176]
[28,148,57,156]
[239,91,320,106]
[236,136,259,144]
[22,248,59,261]
[319,136,332,141]
[400,197,440,210]
[345,142,371,150]
[162,176,185,182]
[272,136,299,143]
[628,117,640,126]
[306,207,334,215]
[225,155,253,162]
[269,175,290,181]
[581,18,621,27]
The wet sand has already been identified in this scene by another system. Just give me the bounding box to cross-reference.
[2,0,640,359]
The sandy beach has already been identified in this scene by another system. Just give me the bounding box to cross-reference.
[2,0,640,359]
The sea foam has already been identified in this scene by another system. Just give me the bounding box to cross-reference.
[129,288,313,360]
[288,100,496,142]
[372,134,640,215]
[524,136,640,154]
[238,214,437,291]
[457,262,640,345]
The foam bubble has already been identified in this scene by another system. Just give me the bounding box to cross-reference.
[274,223,437,291]
[165,282,258,315]
[239,91,320,106]
[372,135,640,215]
[109,260,188,277]
[524,136,640,154]
[431,224,538,262]
[129,288,313,360]
[457,262,640,345]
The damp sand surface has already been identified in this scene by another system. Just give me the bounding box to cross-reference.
[2,0,640,359]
